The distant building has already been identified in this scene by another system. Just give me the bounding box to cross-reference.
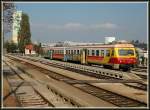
[25,44,36,55]
[105,37,116,44]
[136,48,148,66]
[12,11,22,44]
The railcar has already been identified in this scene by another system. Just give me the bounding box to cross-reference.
[44,42,137,71]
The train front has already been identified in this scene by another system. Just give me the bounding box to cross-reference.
[116,47,137,71]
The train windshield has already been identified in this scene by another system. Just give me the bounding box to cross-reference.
[118,49,134,56]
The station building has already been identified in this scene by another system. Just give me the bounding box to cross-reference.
[25,44,36,55]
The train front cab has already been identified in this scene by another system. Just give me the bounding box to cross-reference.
[109,47,137,71]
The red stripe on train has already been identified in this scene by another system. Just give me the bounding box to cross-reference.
[87,56,104,61]
[53,54,64,59]
[109,57,137,64]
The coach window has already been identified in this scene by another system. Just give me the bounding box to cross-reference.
[106,50,110,56]
[87,50,90,55]
[67,50,69,54]
[74,50,76,54]
[71,50,73,54]
[111,50,114,56]
[96,50,99,56]
[101,50,104,56]
[92,50,95,56]
[77,50,79,54]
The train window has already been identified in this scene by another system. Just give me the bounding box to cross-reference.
[96,50,99,56]
[77,50,79,54]
[118,49,134,56]
[71,50,73,54]
[87,50,90,55]
[69,50,70,54]
[111,50,114,56]
[92,50,95,56]
[74,50,76,54]
[106,50,110,56]
[101,50,104,56]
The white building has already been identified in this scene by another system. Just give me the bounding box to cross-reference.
[12,11,22,44]
[105,37,116,44]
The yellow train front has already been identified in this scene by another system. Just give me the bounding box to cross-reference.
[46,43,137,71]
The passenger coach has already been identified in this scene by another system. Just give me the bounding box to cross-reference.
[43,42,137,71]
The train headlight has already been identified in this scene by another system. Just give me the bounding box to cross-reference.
[119,60,122,63]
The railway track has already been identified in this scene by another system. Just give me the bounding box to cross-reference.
[4,60,79,107]
[17,55,147,91]
[130,68,147,80]
[33,66,147,107]
[5,56,147,107]
[4,64,53,107]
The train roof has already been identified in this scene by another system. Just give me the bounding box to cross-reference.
[43,43,135,50]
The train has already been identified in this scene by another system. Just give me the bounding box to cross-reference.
[43,42,138,71]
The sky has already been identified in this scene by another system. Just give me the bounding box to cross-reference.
[7,2,148,43]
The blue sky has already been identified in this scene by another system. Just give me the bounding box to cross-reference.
[11,2,148,43]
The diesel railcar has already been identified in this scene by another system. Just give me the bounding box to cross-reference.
[43,42,137,71]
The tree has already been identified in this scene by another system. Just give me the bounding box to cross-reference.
[18,13,31,53]
[34,43,43,55]
[135,40,139,44]
[131,40,134,44]
[4,40,17,53]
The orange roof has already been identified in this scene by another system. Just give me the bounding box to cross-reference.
[25,44,33,50]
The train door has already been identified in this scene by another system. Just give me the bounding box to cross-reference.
[80,48,87,64]
[49,50,53,59]
[63,48,67,61]
[104,48,111,64]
